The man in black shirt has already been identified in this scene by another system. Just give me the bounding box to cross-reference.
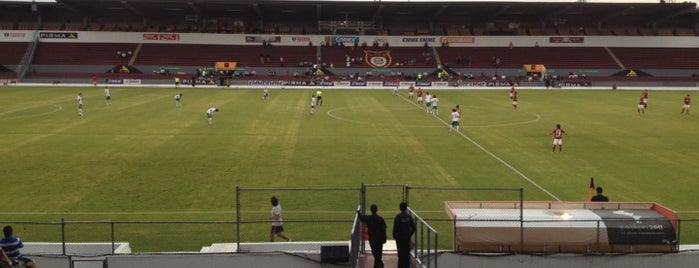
[393,202,416,268]
[591,187,609,202]
[357,204,387,268]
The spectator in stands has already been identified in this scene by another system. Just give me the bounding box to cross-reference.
[591,187,609,202]
[1,225,39,268]
[357,204,387,268]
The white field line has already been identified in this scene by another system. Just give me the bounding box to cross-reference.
[397,93,561,201]
[0,210,352,215]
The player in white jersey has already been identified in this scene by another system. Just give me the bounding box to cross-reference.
[174,93,182,108]
[310,95,317,114]
[450,108,460,132]
[207,107,219,125]
[392,85,398,96]
[262,88,269,100]
[104,87,111,105]
[425,93,432,113]
[77,93,83,116]
[431,95,439,115]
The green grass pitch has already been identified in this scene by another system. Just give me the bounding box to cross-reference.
[1,86,698,251]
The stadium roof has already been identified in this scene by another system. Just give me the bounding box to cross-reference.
[1,0,697,28]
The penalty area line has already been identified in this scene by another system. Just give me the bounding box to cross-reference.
[397,93,561,201]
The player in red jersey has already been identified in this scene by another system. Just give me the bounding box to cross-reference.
[416,88,424,104]
[682,94,691,114]
[550,124,567,152]
[511,91,518,109]
[637,97,645,115]
[408,85,415,99]
[641,89,649,108]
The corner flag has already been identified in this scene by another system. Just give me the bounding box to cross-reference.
[587,177,595,201]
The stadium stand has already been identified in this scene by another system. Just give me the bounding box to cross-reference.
[610,48,699,70]
[32,43,137,65]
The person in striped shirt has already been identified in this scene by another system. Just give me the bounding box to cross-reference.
[0,225,39,268]
[550,124,567,152]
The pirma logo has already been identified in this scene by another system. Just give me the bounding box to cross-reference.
[364,50,392,68]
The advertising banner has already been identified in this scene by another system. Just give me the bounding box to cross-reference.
[592,209,676,245]
[39,32,78,39]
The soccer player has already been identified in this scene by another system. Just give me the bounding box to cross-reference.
[207,107,219,125]
[637,97,645,115]
[431,95,439,115]
[509,86,516,100]
[316,90,323,106]
[174,77,180,88]
[408,85,415,99]
[511,91,518,109]
[641,89,649,108]
[681,94,690,114]
[174,93,183,108]
[455,105,462,116]
[416,88,424,104]
[392,85,398,96]
[550,124,567,152]
[262,88,269,100]
[425,92,432,113]
[104,87,111,105]
[77,92,83,116]
[310,94,317,114]
[450,108,460,132]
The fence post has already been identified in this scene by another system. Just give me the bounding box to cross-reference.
[404,184,409,203]
[61,218,66,255]
[111,221,115,254]
[519,188,524,253]
[360,183,366,254]
[236,185,241,253]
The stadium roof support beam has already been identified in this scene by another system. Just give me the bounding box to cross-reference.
[597,6,634,24]
[252,3,263,20]
[373,4,384,17]
[489,5,510,20]
[654,6,697,22]
[55,0,82,15]
[432,5,447,19]
[187,1,202,18]
[120,1,145,18]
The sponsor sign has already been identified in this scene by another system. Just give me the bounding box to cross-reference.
[439,36,475,44]
[123,79,141,85]
[432,82,448,87]
[415,81,432,87]
[592,209,676,245]
[291,36,311,42]
[401,37,437,43]
[364,50,392,69]
[316,81,334,86]
[143,33,180,41]
[39,32,78,39]
[382,81,398,87]
[215,62,237,71]
[245,36,281,43]
[366,81,382,87]
[334,81,351,87]
[549,37,584,43]
[3,32,26,38]
[350,81,367,87]
[105,79,124,84]
[333,36,359,44]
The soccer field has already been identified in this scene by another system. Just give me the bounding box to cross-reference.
[1,86,698,251]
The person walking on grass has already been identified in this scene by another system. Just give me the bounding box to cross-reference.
[450,108,460,132]
[269,196,293,242]
[174,93,183,108]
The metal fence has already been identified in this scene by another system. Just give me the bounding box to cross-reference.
[3,185,699,262]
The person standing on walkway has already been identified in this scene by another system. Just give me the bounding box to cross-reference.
[357,204,387,268]
[393,202,415,268]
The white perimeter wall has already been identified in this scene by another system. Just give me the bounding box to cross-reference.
[2,30,698,48]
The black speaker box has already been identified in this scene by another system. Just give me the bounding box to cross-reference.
[320,245,349,263]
